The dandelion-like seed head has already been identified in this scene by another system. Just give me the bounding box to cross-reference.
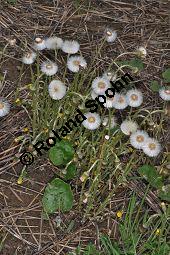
[120,120,138,135]
[126,89,143,107]
[22,51,37,65]
[114,93,128,109]
[41,61,58,76]
[45,36,63,50]
[83,112,101,130]
[105,28,117,43]
[62,40,80,54]
[130,130,149,149]
[92,77,110,95]
[33,37,46,51]
[142,138,161,157]
[48,80,66,100]
[67,56,87,73]
[0,98,10,117]
[159,87,170,101]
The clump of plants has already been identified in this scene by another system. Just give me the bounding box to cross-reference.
[1,29,169,217]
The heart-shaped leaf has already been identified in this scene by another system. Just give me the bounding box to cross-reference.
[162,68,170,82]
[49,140,75,166]
[42,178,73,214]
[49,146,65,166]
[150,80,161,92]
[138,164,163,189]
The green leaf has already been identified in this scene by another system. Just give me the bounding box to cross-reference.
[138,165,163,189]
[116,58,144,72]
[42,178,73,214]
[64,163,77,180]
[150,80,161,92]
[7,0,17,4]
[158,185,170,202]
[116,60,130,66]
[129,58,144,71]
[162,68,170,82]
[49,140,75,166]
[49,146,65,166]
[59,140,75,162]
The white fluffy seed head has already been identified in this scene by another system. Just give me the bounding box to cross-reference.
[137,46,147,58]
[41,61,58,76]
[67,55,87,73]
[114,93,128,109]
[92,77,111,95]
[126,89,143,107]
[105,135,110,140]
[159,87,170,101]
[102,116,117,128]
[142,138,161,157]
[120,120,138,135]
[105,29,117,43]
[45,36,63,50]
[61,40,80,54]
[22,51,37,64]
[130,130,149,149]
[33,37,46,51]
[82,112,101,130]
[0,98,10,117]
[48,80,66,100]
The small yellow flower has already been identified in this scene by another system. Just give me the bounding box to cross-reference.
[15,98,21,104]
[43,128,49,133]
[17,176,23,185]
[23,127,29,133]
[155,229,160,235]
[116,210,123,218]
